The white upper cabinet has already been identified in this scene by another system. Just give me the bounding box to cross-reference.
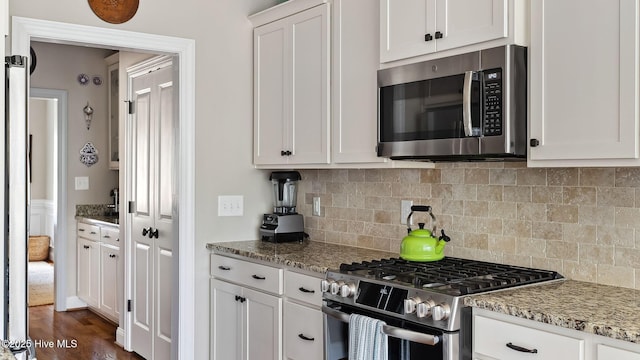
[528,0,640,167]
[253,3,330,166]
[380,0,509,63]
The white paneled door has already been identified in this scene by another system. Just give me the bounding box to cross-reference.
[129,57,174,360]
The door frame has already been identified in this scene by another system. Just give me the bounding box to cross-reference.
[12,17,196,359]
[29,88,68,312]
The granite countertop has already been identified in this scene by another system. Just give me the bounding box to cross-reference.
[208,240,640,344]
[464,280,640,343]
[75,215,119,227]
[207,240,396,274]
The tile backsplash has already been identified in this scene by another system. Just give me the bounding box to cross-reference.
[297,163,640,289]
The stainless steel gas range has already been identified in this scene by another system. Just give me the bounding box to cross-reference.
[321,257,563,360]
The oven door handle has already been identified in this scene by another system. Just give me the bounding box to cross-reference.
[322,305,440,346]
[462,70,474,137]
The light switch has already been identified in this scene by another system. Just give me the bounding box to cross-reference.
[218,195,243,217]
[75,176,89,190]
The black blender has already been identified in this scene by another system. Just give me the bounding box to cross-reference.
[260,171,304,242]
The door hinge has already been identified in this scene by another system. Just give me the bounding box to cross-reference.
[5,55,26,68]
[127,300,132,312]
[128,201,135,214]
[126,100,134,114]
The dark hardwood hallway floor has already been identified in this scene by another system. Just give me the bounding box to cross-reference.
[29,305,145,360]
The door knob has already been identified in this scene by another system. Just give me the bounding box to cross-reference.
[142,227,150,236]
[150,228,159,239]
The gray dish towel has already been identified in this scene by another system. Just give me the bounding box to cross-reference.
[348,313,388,360]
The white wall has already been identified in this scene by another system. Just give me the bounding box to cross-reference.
[11,1,278,358]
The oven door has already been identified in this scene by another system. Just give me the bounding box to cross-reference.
[378,70,482,159]
[323,301,459,360]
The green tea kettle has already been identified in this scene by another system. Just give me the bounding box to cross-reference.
[400,205,451,262]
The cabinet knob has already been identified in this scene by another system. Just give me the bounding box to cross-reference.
[435,31,443,39]
[424,33,433,41]
[530,138,540,147]
[281,150,292,156]
[83,245,90,249]
[109,254,117,258]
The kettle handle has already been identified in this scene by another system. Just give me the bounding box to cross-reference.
[406,205,437,234]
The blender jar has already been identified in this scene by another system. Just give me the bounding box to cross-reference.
[270,171,301,214]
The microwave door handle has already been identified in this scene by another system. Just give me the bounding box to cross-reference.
[462,70,474,137]
[321,305,440,346]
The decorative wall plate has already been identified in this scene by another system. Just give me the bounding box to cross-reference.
[80,142,99,167]
[88,0,139,24]
[78,73,90,86]
[92,75,103,86]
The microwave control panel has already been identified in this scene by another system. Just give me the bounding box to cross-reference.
[483,69,502,136]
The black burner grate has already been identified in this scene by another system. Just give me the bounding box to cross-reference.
[338,257,562,296]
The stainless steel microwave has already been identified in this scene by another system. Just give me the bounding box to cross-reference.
[377,45,527,161]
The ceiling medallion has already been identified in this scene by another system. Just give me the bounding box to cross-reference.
[88,0,139,24]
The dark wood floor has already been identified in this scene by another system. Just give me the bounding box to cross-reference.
[29,305,145,360]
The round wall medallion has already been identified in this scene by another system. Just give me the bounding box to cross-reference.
[88,0,139,24]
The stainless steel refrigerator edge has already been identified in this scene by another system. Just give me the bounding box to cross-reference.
[5,54,31,358]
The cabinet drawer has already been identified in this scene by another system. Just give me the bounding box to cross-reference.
[284,301,323,360]
[284,271,322,307]
[597,344,640,360]
[211,254,283,295]
[100,227,120,247]
[474,315,585,360]
[77,222,100,241]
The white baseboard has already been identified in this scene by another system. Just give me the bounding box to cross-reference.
[65,296,86,310]
[116,327,125,347]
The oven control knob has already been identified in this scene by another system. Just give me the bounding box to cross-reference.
[416,300,436,318]
[339,283,356,298]
[321,279,333,293]
[432,303,451,321]
[403,297,421,314]
[330,281,345,296]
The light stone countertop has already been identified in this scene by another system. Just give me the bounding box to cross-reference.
[463,279,640,344]
[207,240,397,274]
[75,215,119,227]
[208,240,640,344]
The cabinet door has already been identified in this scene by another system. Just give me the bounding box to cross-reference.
[284,301,323,360]
[211,279,243,360]
[244,287,282,360]
[254,18,289,165]
[99,243,120,321]
[380,0,435,63]
[288,4,330,165]
[435,0,507,52]
[333,0,387,164]
[529,0,639,163]
[597,344,640,360]
[77,237,100,308]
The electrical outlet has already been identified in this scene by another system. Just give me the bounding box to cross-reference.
[401,200,413,225]
[218,195,243,216]
[313,197,321,216]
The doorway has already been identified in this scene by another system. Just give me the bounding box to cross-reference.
[12,17,196,359]
[28,88,66,312]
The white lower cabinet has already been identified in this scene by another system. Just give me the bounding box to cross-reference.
[210,253,324,360]
[473,308,640,360]
[473,312,585,360]
[99,243,121,322]
[283,270,323,360]
[77,237,100,308]
[284,301,323,360]
[76,220,121,323]
[210,255,284,360]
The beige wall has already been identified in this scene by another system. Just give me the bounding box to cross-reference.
[298,164,640,290]
[11,1,278,358]
[28,97,54,200]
